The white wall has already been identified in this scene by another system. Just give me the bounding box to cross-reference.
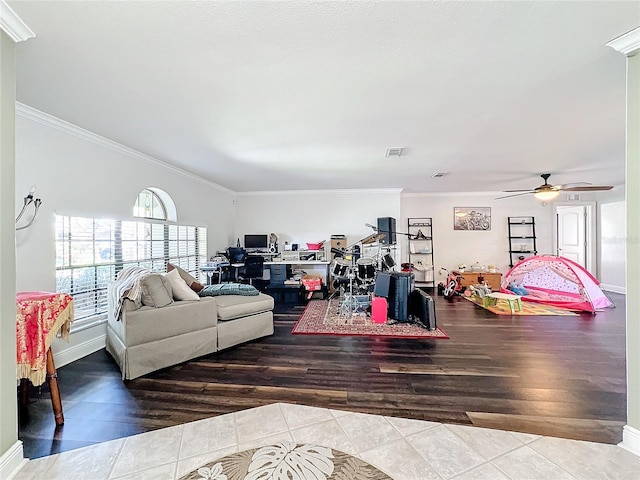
[234,189,402,251]
[401,193,553,284]
[600,201,626,293]
[235,190,554,287]
[0,28,20,472]
[14,105,237,364]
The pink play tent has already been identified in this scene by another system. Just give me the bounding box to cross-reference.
[501,255,614,313]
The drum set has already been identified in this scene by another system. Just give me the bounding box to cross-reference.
[329,234,397,316]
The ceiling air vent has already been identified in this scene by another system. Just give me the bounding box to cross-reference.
[431,172,449,178]
[385,147,404,158]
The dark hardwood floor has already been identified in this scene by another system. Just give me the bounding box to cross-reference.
[19,291,627,459]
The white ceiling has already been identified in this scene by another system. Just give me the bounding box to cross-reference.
[8,1,639,194]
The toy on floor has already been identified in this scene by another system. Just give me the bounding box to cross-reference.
[470,282,492,298]
[507,281,528,296]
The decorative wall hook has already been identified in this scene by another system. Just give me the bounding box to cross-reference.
[15,186,42,231]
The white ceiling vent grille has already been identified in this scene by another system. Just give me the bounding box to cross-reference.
[385,147,404,158]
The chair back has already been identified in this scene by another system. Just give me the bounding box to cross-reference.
[243,255,264,279]
[228,247,245,263]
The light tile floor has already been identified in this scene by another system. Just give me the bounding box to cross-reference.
[11,403,640,480]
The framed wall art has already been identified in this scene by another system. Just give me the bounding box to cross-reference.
[454,207,491,231]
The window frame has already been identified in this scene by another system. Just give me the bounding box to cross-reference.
[55,214,208,331]
[133,188,168,221]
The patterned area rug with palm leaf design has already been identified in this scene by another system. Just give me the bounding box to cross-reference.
[179,442,391,480]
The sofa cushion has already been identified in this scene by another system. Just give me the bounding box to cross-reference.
[165,268,200,301]
[140,273,174,308]
[123,297,218,346]
[167,263,204,292]
[215,293,275,321]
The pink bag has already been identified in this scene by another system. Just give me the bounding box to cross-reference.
[371,296,388,324]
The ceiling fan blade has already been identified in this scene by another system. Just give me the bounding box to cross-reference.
[555,182,591,189]
[502,189,536,193]
[495,191,535,200]
[561,185,614,192]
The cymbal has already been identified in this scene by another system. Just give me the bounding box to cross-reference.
[360,233,386,244]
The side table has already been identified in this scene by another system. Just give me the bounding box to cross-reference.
[16,291,74,426]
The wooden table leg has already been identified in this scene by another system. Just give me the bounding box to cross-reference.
[45,349,64,426]
[18,378,30,422]
[19,378,29,408]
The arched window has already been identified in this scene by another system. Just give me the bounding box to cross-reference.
[56,188,203,323]
[133,188,167,220]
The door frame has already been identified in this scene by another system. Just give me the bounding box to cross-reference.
[552,201,597,275]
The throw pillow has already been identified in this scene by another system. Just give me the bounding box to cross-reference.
[140,274,174,308]
[199,283,260,297]
[165,268,200,301]
[167,263,204,292]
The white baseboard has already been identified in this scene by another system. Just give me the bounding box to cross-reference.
[600,283,626,294]
[619,425,640,458]
[0,441,27,480]
[54,334,106,368]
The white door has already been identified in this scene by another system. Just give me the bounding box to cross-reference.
[556,205,586,267]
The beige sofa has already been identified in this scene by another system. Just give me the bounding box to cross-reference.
[106,291,274,380]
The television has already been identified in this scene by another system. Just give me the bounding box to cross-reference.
[244,234,268,250]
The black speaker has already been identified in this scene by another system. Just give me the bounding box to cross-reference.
[377,217,396,245]
[373,272,392,297]
[269,243,277,253]
[387,272,414,322]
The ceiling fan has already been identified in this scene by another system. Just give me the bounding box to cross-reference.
[497,173,614,200]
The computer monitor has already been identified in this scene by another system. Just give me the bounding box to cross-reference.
[244,234,268,250]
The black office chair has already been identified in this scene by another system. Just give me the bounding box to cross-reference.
[227,247,245,263]
[239,255,264,286]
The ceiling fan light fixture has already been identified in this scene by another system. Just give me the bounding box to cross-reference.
[534,190,560,201]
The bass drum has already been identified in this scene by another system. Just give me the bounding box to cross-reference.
[356,257,376,283]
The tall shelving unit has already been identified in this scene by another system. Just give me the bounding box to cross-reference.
[407,217,434,288]
[508,216,537,267]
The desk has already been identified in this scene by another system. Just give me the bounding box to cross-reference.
[16,291,74,426]
[229,260,330,284]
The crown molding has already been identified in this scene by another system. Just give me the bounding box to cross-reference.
[15,102,235,196]
[402,191,502,198]
[0,1,35,42]
[237,188,403,196]
[607,27,640,56]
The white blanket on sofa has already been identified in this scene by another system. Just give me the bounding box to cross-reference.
[108,266,151,321]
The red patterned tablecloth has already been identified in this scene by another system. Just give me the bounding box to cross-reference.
[16,291,74,386]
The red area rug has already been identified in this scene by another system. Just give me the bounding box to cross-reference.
[291,299,449,339]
